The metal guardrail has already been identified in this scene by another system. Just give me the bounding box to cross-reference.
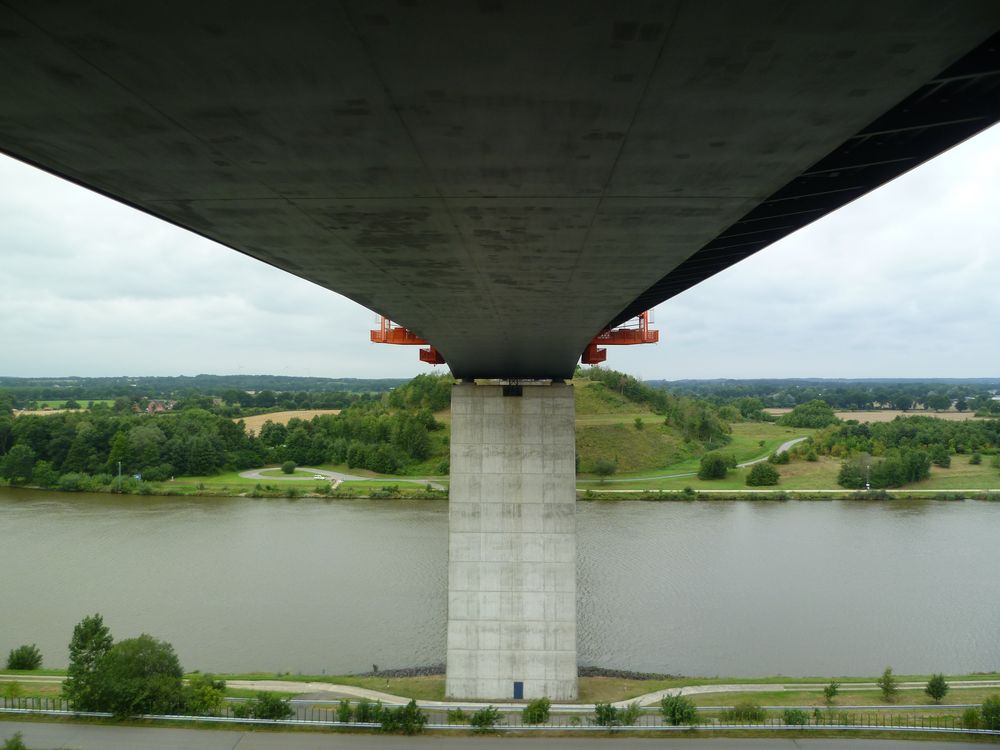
[2,698,999,736]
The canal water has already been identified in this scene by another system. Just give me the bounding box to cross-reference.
[1,488,998,677]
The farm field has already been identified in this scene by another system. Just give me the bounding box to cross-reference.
[238,409,341,435]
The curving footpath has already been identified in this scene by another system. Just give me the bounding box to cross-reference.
[578,436,809,485]
[5,673,999,711]
[225,677,1000,711]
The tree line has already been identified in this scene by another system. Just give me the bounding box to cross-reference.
[652,379,1000,414]
[0,374,453,489]
[812,416,1000,489]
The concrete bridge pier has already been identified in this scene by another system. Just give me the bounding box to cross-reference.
[445,382,578,700]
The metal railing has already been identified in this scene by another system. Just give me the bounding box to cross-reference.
[2,696,997,736]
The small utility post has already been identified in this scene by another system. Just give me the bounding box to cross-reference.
[117,461,122,493]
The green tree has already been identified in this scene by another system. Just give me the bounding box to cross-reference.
[925,674,949,703]
[746,462,779,486]
[337,699,353,723]
[981,695,1000,730]
[660,693,698,725]
[2,732,27,750]
[926,393,950,411]
[184,673,226,715]
[633,417,644,430]
[823,680,840,706]
[5,644,42,670]
[593,458,617,482]
[0,444,36,484]
[90,635,184,717]
[64,613,114,711]
[970,452,982,465]
[523,697,551,724]
[877,667,899,703]
[280,460,296,474]
[930,445,951,468]
[697,452,728,480]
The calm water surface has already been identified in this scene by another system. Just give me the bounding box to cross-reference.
[1,488,998,677]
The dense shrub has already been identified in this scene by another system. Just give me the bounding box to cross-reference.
[380,699,427,734]
[3,732,27,750]
[280,461,296,474]
[470,705,501,732]
[697,452,729,480]
[660,693,698,725]
[783,708,809,725]
[594,701,641,727]
[354,698,382,723]
[233,691,294,720]
[982,695,1000,730]
[777,400,840,428]
[337,699,353,723]
[447,707,468,724]
[522,697,551,724]
[720,700,766,723]
[962,707,980,728]
[6,644,42,670]
[746,462,779,486]
[183,673,226,716]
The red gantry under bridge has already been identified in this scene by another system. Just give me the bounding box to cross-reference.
[3,0,999,701]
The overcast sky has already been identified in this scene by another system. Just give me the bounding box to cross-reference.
[1,123,998,381]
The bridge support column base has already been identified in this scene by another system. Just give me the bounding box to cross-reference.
[445,382,578,700]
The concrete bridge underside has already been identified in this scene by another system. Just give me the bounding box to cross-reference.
[3,1,1000,701]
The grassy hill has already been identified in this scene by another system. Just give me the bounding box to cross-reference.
[572,379,694,473]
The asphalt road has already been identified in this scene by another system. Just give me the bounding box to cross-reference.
[0,722,993,750]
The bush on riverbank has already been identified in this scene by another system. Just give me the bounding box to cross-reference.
[720,700,766,723]
[6,644,42,670]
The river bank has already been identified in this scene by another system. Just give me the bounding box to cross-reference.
[4,479,1000,502]
[4,667,1000,706]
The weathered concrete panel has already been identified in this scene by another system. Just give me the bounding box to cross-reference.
[446,383,577,700]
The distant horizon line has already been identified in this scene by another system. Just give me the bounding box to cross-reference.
[2,373,1000,383]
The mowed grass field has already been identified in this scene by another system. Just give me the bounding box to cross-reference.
[578,422,814,482]
[917,454,1000,490]
[238,409,341,435]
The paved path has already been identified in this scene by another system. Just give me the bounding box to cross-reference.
[579,436,808,485]
[5,675,999,712]
[0,722,992,750]
[207,677,1000,711]
[238,467,445,491]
